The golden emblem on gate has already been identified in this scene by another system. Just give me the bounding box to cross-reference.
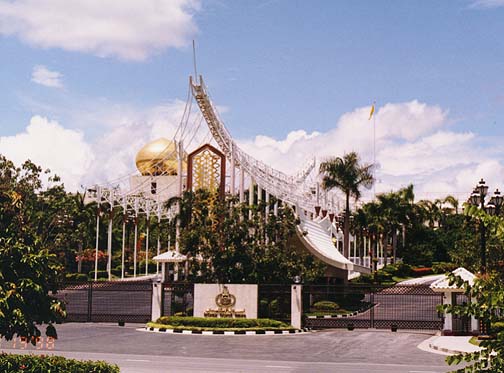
[215,286,236,309]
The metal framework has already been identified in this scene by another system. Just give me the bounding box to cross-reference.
[84,73,380,281]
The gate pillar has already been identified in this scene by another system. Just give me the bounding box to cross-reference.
[291,284,302,329]
[151,278,163,321]
[442,292,453,334]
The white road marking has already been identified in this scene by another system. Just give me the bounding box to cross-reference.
[265,365,292,369]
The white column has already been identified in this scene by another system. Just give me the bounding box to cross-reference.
[121,217,126,280]
[291,284,303,330]
[265,193,270,222]
[177,141,184,196]
[107,208,113,281]
[134,198,139,277]
[249,177,254,219]
[230,143,235,195]
[274,201,278,216]
[471,296,479,334]
[156,230,161,275]
[239,168,245,203]
[145,218,150,276]
[175,221,180,253]
[156,206,161,275]
[174,263,179,282]
[94,211,100,282]
[443,292,453,333]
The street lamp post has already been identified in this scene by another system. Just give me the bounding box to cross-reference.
[468,179,503,274]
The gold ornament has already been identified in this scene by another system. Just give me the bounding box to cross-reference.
[135,138,180,176]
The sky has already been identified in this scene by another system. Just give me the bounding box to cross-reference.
[0,0,503,201]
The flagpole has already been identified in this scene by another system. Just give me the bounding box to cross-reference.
[373,100,376,199]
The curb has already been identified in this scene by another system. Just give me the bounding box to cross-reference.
[428,342,466,355]
[307,311,359,319]
[142,327,311,335]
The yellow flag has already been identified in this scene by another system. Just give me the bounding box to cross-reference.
[368,102,375,121]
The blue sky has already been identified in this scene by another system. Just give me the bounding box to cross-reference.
[0,0,503,199]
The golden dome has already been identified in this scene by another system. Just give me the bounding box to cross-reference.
[135,138,179,176]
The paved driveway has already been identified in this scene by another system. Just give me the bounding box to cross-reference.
[1,323,458,372]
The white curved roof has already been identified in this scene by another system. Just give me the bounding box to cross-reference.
[296,216,354,271]
[153,250,187,263]
[430,267,475,292]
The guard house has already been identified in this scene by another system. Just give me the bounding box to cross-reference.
[153,250,187,282]
[430,267,478,335]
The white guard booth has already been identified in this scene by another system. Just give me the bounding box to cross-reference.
[430,267,479,335]
[153,250,188,282]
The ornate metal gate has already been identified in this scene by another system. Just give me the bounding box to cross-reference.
[304,284,444,330]
[57,281,152,323]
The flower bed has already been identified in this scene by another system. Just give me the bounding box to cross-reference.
[148,316,295,332]
[0,353,119,373]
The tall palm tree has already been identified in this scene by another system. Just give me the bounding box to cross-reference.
[319,152,374,258]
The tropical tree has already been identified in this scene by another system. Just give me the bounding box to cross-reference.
[319,152,374,258]
[177,189,325,283]
[0,155,65,342]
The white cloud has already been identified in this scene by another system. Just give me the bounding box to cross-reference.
[470,0,504,8]
[0,0,200,60]
[0,116,94,190]
[237,100,498,201]
[31,65,63,88]
[81,100,195,187]
[3,99,501,205]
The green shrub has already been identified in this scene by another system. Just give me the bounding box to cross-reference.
[354,273,373,284]
[382,263,413,277]
[88,270,108,279]
[491,321,504,335]
[374,271,393,282]
[312,301,339,311]
[395,263,414,277]
[155,316,290,329]
[139,259,157,273]
[432,262,458,274]
[65,273,88,282]
[0,353,119,373]
[343,293,365,305]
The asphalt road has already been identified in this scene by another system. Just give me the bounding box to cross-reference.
[1,323,459,372]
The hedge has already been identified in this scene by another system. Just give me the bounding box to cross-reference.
[312,301,339,311]
[155,316,290,329]
[0,353,119,373]
[65,273,88,282]
[88,270,108,279]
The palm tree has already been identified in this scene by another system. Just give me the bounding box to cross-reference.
[443,195,459,215]
[319,152,374,258]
